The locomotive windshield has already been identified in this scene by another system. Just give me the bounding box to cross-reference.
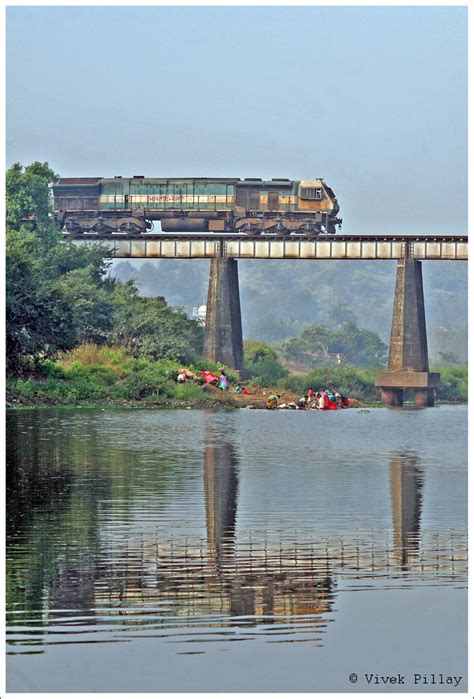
[300,186,323,200]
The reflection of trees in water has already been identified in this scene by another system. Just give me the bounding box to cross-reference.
[7,411,77,625]
[7,411,133,634]
[6,409,200,646]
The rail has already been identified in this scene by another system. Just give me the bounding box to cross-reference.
[67,233,468,260]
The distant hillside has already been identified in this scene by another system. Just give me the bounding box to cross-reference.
[111,257,468,363]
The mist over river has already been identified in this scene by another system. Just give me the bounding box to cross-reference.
[6,405,467,693]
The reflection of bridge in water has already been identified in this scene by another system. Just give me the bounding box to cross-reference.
[5,413,467,657]
[85,435,465,645]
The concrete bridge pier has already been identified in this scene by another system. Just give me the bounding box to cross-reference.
[375,255,439,407]
[203,256,244,371]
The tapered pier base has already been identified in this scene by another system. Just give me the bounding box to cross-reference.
[375,256,439,407]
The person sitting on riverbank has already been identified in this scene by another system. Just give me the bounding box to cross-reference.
[233,385,250,395]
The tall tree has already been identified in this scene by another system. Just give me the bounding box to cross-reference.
[6,163,112,372]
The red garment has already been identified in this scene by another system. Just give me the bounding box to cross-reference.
[324,394,337,410]
[200,370,219,384]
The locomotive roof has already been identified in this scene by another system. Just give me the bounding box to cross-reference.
[102,177,240,184]
[56,177,297,186]
[56,178,102,185]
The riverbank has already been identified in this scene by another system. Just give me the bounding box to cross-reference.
[7,379,374,411]
[5,382,303,411]
[6,345,467,410]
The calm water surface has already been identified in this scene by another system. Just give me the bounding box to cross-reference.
[6,405,467,692]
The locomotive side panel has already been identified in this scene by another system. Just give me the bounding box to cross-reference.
[100,178,125,211]
[53,176,341,235]
[53,178,101,215]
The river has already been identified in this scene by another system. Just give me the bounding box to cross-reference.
[6,405,467,693]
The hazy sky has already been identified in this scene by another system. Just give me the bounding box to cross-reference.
[6,6,467,235]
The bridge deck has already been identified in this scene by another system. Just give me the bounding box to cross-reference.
[68,234,468,260]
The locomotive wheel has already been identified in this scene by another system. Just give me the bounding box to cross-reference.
[91,219,115,234]
[302,224,321,237]
[117,218,146,235]
[242,223,262,236]
[274,221,290,236]
[66,226,84,236]
[64,219,83,235]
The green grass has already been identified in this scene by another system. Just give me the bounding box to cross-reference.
[6,344,239,406]
[6,344,467,407]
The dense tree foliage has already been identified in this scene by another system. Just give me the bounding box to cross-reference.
[6,163,93,373]
[243,340,288,386]
[112,257,468,363]
[279,321,388,369]
[6,163,203,374]
[109,282,203,362]
[281,365,467,403]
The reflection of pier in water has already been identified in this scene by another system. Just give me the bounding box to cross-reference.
[7,431,467,653]
[5,409,467,658]
[390,451,423,568]
[90,444,465,640]
[203,431,333,625]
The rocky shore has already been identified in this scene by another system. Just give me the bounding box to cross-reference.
[6,383,367,410]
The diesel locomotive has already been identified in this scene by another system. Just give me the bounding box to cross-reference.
[53,176,342,237]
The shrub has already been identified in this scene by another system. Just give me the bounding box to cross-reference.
[173,383,204,400]
[7,378,38,399]
[244,340,288,387]
[63,363,118,385]
[59,343,105,367]
[121,367,174,400]
[37,359,67,379]
[281,366,378,401]
[435,366,468,400]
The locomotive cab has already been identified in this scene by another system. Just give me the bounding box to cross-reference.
[297,179,341,234]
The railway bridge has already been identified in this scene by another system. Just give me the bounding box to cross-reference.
[68,232,468,407]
